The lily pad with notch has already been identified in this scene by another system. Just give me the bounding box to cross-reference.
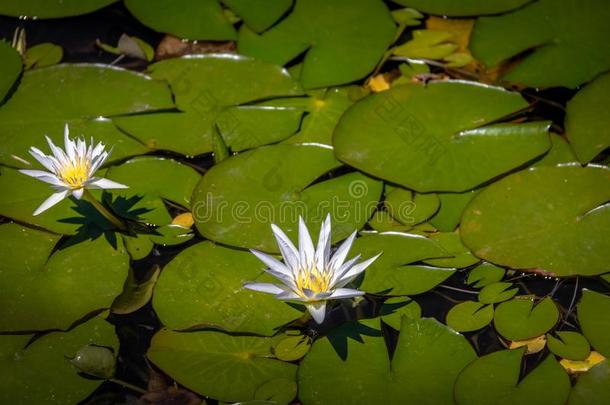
[493,296,559,341]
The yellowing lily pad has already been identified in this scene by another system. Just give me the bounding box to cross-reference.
[494,297,559,341]
[153,241,302,335]
[461,165,610,276]
[147,329,297,402]
[334,81,550,192]
[238,0,396,89]
[0,317,118,405]
[0,223,129,332]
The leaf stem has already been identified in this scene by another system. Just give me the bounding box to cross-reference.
[82,190,127,231]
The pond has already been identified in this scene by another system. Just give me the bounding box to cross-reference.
[0,0,609,404]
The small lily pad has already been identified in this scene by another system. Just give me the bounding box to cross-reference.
[467,262,506,288]
[385,187,440,226]
[577,289,610,358]
[147,329,297,402]
[24,43,63,70]
[446,301,494,332]
[494,297,559,341]
[547,331,591,361]
[273,335,311,361]
[478,282,518,304]
[0,40,21,102]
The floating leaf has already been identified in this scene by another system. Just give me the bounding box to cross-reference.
[429,189,479,232]
[532,134,578,167]
[478,282,518,304]
[299,317,476,404]
[385,187,440,225]
[565,72,610,163]
[561,352,606,374]
[153,241,302,335]
[334,81,550,192]
[123,234,154,260]
[467,262,505,288]
[494,297,559,341]
[446,301,494,332]
[0,0,117,18]
[423,231,479,268]
[392,0,531,16]
[254,378,297,404]
[0,223,129,332]
[568,360,610,404]
[147,329,296,402]
[380,297,422,330]
[509,335,547,355]
[191,144,382,252]
[547,331,590,361]
[0,40,22,102]
[238,0,396,89]
[470,0,610,88]
[461,165,610,276]
[393,30,458,60]
[112,266,160,315]
[223,0,292,32]
[0,317,118,405]
[0,64,172,167]
[352,233,452,294]
[24,43,62,69]
[273,335,311,361]
[455,348,570,405]
[577,289,610,357]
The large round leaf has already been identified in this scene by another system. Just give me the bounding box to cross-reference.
[334,81,550,192]
[299,317,476,404]
[493,297,559,341]
[0,317,118,404]
[238,0,396,89]
[153,241,302,335]
[568,360,610,404]
[471,0,610,88]
[115,54,303,156]
[577,290,610,358]
[192,143,382,252]
[0,40,21,102]
[455,348,570,404]
[0,0,117,18]
[461,165,610,276]
[147,329,296,403]
[565,72,610,163]
[392,0,531,16]
[0,223,129,332]
[0,64,173,167]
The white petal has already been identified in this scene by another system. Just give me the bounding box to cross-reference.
[89,151,108,175]
[64,124,76,161]
[250,249,292,277]
[275,290,307,301]
[19,169,65,187]
[330,254,361,285]
[45,135,68,165]
[33,189,71,216]
[28,147,56,172]
[329,230,357,272]
[314,214,332,271]
[329,288,365,299]
[72,188,84,199]
[298,216,315,268]
[86,177,128,189]
[306,302,327,324]
[243,282,285,295]
[270,223,299,270]
[335,253,382,288]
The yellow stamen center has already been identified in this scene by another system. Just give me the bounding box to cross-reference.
[295,266,331,297]
[59,158,90,188]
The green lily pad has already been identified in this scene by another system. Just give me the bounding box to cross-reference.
[0,64,173,167]
[0,0,117,18]
[272,335,311,361]
[0,40,21,102]
[123,234,154,260]
[368,209,415,233]
[467,262,506,288]
[149,224,194,246]
[0,223,129,332]
[124,0,236,40]
[0,317,118,405]
[222,0,292,32]
[532,134,578,167]
[192,143,382,252]
[446,301,494,332]
[153,241,302,335]
[380,297,422,330]
[478,282,518,304]
[299,317,476,404]
[238,0,396,89]
[115,54,303,156]
[493,297,559,341]
[385,187,440,226]
[392,0,531,16]
[147,329,297,402]
[254,378,297,404]
[24,43,63,70]
[577,289,610,358]
[568,360,610,404]
[455,348,570,405]
[423,231,480,268]
[565,72,610,163]
[352,232,452,294]
[334,81,550,192]
[547,331,590,361]
[461,165,610,276]
[429,189,479,232]
[470,0,610,88]
[112,266,160,315]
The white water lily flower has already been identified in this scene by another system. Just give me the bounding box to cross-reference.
[19,124,128,215]
[244,214,381,324]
